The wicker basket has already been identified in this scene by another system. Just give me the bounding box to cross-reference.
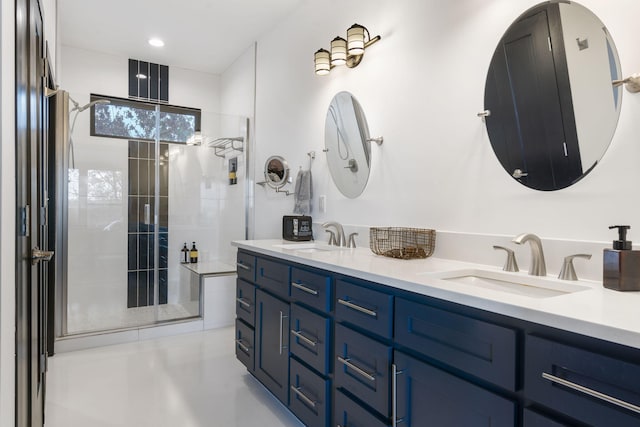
[369,227,436,260]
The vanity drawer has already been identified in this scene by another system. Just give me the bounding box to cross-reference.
[236,279,255,327]
[334,324,392,418]
[290,304,330,375]
[291,267,332,312]
[256,257,290,299]
[334,389,389,427]
[235,318,254,372]
[395,297,517,391]
[525,334,640,426]
[236,251,256,283]
[335,280,393,339]
[289,357,330,427]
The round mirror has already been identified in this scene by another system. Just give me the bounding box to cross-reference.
[325,91,372,198]
[264,155,289,189]
[484,1,622,191]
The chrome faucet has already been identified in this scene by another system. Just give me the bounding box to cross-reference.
[322,221,345,247]
[512,233,547,276]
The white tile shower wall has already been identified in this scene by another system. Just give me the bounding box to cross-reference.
[252,0,640,248]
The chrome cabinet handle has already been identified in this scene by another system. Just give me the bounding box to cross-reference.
[542,372,640,415]
[236,262,251,271]
[279,311,289,355]
[291,282,319,296]
[290,385,317,408]
[392,364,405,427]
[337,356,375,381]
[337,298,377,318]
[236,297,251,308]
[291,330,317,347]
[235,339,250,354]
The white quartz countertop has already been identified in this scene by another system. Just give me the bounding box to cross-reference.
[182,261,236,276]
[233,239,640,350]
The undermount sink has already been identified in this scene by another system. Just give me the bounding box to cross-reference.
[272,242,347,253]
[426,269,592,299]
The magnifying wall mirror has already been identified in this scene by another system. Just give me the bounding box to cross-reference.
[325,91,371,198]
[484,1,622,191]
[264,155,289,189]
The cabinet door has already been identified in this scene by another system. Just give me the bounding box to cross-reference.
[236,279,255,327]
[256,257,290,299]
[235,318,254,372]
[335,324,392,418]
[335,280,393,339]
[523,408,570,426]
[394,350,515,427]
[255,289,290,405]
[525,334,640,427]
[290,304,330,375]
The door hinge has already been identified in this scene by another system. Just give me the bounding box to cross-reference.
[548,37,552,51]
[39,57,46,78]
[20,206,30,237]
[40,206,47,226]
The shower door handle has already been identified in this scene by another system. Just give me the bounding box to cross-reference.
[32,247,54,265]
[144,203,151,225]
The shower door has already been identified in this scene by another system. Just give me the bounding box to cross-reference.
[60,95,247,336]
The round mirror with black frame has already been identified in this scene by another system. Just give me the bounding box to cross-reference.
[264,155,290,189]
[325,91,372,198]
[484,1,622,191]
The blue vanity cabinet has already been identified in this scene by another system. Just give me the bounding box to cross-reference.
[522,409,570,426]
[254,288,290,405]
[394,350,516,426]
[335,279,393,339]
[235,252,257,372]
[289,357,330,427]
[395,297,517,391]
[525,334,640,427]
[289,303,330,375]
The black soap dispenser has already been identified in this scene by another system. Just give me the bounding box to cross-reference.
[603,225,640,291]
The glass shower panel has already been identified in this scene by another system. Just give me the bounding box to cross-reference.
[63,94,248,336]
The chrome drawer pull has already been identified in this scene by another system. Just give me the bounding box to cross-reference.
[337,298,377,318]
[542,372,640,415]
[291,330,318,347]
[290,385,317,408]
[392,364,405,427]
[236,297,251,308]
[279,311,289,355]
[292,282,319,296]
[235,339,250,354]
[337,356,376,381]
[236,262,251,271]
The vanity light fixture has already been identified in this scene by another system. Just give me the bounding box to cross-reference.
[613,74,640,93]
[314,23,381,75]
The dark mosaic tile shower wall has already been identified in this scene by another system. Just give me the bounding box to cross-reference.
[127,141,169,308]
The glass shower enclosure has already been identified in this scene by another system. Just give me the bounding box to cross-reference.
[56,92,247,336]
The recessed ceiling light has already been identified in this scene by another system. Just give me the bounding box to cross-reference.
[148,38,165,47]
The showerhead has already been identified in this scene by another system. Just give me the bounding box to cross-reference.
[73,99,110,113]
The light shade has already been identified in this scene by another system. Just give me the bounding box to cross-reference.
[314,49,331,75]
[347,24,367,55]
[330,37,347,66]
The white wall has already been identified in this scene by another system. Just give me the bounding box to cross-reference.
[252,0,640,251]
[0,1,16,424]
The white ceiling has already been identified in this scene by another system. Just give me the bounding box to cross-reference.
[58,0,305,75]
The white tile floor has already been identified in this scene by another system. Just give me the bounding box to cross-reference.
[45,327,304,427]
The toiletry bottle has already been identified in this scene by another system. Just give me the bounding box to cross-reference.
[229,164,237,185]
[190,242,199,264]
[603,225,640,291]
[181,242,189,264]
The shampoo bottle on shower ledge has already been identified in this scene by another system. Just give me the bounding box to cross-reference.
[190,242,199,264]
[181,243,189,264]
